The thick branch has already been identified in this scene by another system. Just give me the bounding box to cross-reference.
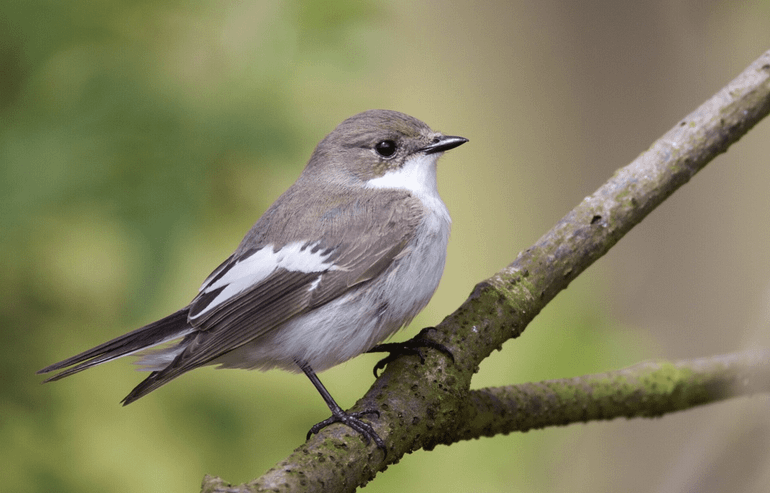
[202,50,770,493]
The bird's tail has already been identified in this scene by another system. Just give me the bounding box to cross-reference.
[37,308,193,383]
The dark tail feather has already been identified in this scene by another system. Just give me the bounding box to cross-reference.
[121,368,182,405]
[121,330,217,405]
[38,308,192,382]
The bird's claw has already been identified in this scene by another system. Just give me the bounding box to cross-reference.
[307,408,386,454]
[368,327,454,378]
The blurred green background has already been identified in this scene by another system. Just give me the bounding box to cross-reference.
[4,1,770,492]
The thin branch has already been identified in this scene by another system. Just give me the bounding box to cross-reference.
[201,50,770,493]
[454,349,770,441]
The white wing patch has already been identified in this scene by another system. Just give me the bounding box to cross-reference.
[194,241,336,319]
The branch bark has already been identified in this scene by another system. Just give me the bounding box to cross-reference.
[454,348,770,441]
[201,49,770,493]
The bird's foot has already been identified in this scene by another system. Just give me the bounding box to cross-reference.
[307,408,386,454]
[367,327,454,378]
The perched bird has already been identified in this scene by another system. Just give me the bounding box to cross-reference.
[38,109,467,450]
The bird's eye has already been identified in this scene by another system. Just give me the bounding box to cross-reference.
[374,140,397,157]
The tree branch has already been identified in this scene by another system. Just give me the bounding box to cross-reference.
[454,349,770,441]
[201,49,770,493]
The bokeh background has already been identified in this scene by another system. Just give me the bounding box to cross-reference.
[3,1,770,492]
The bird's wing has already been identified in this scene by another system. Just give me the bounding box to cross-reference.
[121,190,423,402]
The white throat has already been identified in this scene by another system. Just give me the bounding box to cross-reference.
[364,151,451,244]
[365,152,443,205]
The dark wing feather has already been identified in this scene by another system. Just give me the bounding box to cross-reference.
[197,254,235,292]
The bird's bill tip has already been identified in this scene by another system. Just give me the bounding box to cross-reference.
[422,135,468,154]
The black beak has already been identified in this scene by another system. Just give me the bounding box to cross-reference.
[422,135,469,154]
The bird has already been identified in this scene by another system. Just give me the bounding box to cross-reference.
[38,109,468,451]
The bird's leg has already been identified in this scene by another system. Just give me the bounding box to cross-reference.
[298,360,386,454]
[367,327,454,378]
